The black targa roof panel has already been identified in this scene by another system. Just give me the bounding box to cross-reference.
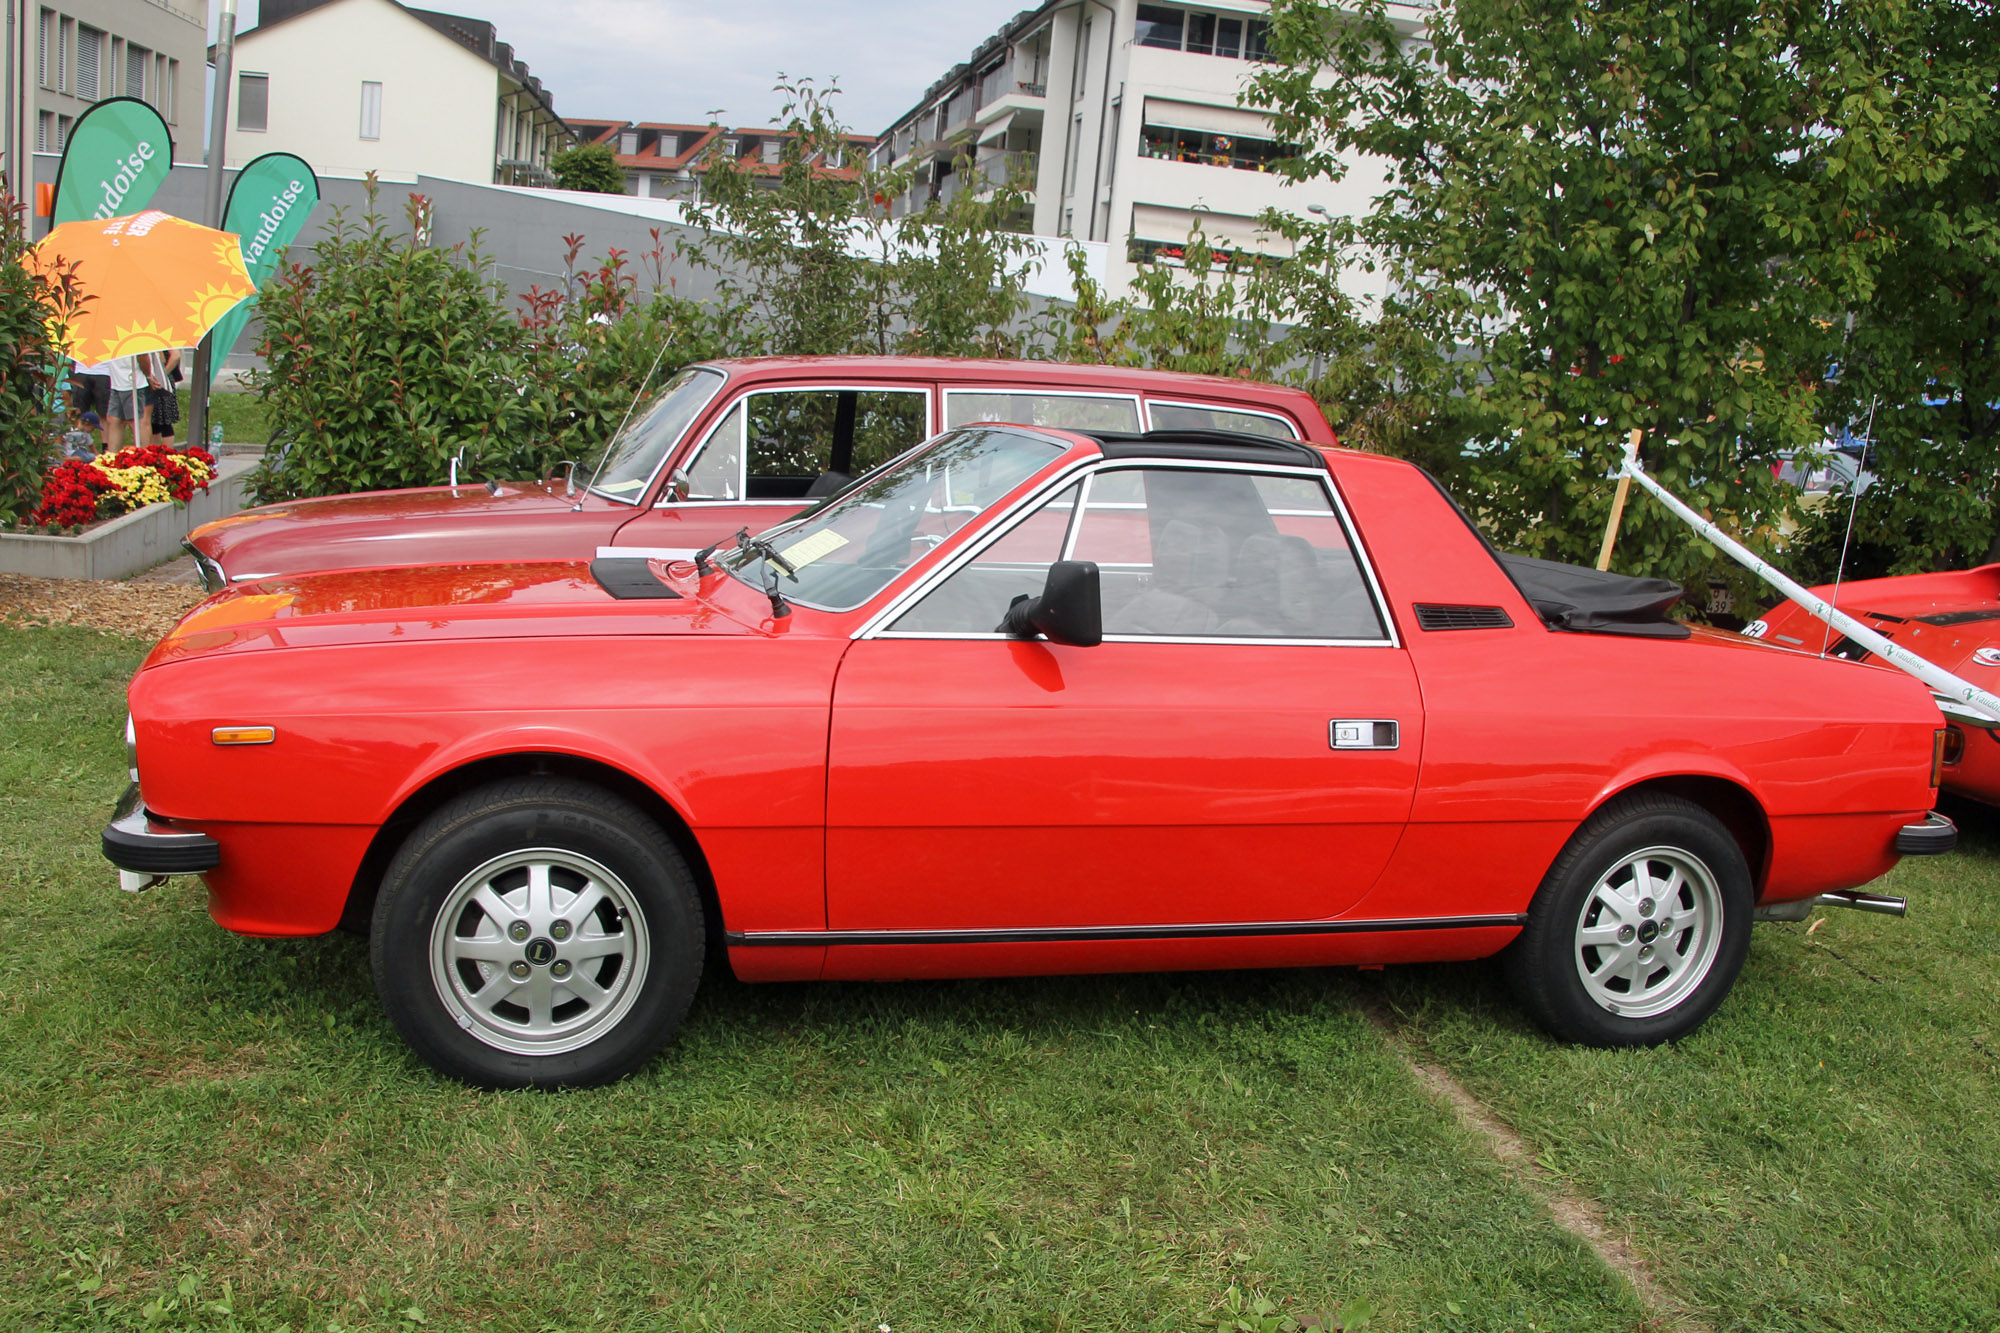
[1088,430,1330,470]
[1500,554,1691,639]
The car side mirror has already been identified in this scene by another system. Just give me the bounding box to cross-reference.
[667,468,690,502]
[997,560,1102,647]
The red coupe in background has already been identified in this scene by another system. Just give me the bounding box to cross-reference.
[1744,564,2000,805]
[185,357,1334,589]
[111,424,1953,1087]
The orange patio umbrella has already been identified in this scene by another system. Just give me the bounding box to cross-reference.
[29,209,257,366]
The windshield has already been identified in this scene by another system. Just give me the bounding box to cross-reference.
[723,425,1067,611]
[588,366,727,503]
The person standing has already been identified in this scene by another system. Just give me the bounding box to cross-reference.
[146,350,182,446]
[70,357,112,431]
[104,355,146,449]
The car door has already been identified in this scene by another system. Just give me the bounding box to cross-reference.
[608,384,931,554]
[824,458,1423,938]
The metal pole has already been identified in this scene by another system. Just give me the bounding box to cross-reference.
[1618,450,2000,725]
[189,0,238,453]
[4,0,17,205]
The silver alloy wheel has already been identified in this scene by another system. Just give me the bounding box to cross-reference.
[427,848,651,1056]
[1572,844,1725,1019]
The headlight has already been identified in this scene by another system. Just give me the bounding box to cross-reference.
[126,713,138,784]
[1740,619,1769,639]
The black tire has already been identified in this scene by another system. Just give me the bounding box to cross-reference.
[1504,792,1752,1047]
[370,778,704,1089]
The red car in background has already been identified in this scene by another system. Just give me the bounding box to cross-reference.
[112,423,1952,1088]
[185,357,1332,589]
[1744,564,2000,804]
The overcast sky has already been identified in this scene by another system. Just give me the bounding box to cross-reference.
[220,0,1038,136]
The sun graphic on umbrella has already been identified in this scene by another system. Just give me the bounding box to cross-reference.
[93,318,182,362]
[187,282,253,328]
[211,236,249,270]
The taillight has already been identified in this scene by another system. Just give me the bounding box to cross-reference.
[1932,728,1951,786]
[1942,726,1965,768]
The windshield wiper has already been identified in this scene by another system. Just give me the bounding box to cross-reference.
[698,528,798,617]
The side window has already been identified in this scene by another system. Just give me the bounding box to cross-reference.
[671,389,928,503]
[886,468,1387,641]
[1082,468,1386,640]
[682,403,743,499]
[889,484,1080,634]
[1148,402,1299,440]
[946,391,1141,433]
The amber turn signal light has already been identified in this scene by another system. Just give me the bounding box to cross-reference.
[1931,728,1951,787]
[212,726,276,746]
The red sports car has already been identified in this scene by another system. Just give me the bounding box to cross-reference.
[185,357,1334,589]
[1743,564,2000,804]
[111,425,1953,1087]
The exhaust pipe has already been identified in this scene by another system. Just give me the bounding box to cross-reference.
[1813,890,1907,917]
[1755,890,1908,922]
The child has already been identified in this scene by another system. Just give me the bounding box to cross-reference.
[61,411,101,460]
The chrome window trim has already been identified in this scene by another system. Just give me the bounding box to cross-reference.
[855,456,1400,649]
[588,364,729,507]
[662,383,934,508]
[1144,397,1302,438]
[942,385,1145,432]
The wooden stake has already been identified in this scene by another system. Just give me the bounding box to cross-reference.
[1596,428,1643,571]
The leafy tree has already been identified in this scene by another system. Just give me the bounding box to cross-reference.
[1248,0,1988,595]
[0,192,83,520]
[685,78,1045,359]
[1793,0,2000,579]
[551,143,628,195]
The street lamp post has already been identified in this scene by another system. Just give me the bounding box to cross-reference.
[189,0,240,454]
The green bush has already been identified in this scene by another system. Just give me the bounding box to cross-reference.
[0,193,81,521]
[249,185,722,502]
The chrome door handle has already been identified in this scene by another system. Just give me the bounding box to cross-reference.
[1330,720,1399,750]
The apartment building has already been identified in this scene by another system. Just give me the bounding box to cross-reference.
[566,117,873,201]
[225,0,573,185]
[0,0,207,189]
[873,0,1418,299]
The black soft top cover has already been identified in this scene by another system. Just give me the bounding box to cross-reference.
[1500,555,1690,639]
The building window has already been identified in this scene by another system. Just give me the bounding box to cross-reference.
[76,25,100,100]
[125,43,147,99]
[37,9,52,89]
[57,17,70,93]
[618,129,637,154]
[36,111,52,153]
[1140,122,1292,172]
[761,139,780,164]
[360,81,382,139]
[1135,5,1183,50]
[56,114,72,149]
[1072,17,1091,100]
[1128,236,1278,268]
[164,60,178,122]
[238,72,268,132]
[1134,6,1272,61]
[1063,114,1083,195]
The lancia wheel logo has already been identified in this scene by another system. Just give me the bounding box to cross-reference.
[524,937,557,966]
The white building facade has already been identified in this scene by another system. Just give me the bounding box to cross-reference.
[225,0,571,185]
[874,0,1417,300]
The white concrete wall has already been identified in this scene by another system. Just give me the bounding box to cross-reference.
[228,0,498,183]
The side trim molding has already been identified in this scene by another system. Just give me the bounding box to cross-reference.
[725,913,1528,948]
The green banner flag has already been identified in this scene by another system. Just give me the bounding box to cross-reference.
[207,153,321,384]
[49,96,174,227]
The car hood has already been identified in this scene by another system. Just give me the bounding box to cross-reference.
[187,482,631,579]
[143,558,781,669]
[1755,564,2000,679]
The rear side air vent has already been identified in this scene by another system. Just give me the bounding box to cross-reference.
[1414,603,1514,631]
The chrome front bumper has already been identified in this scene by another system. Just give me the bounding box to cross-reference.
[102,783,219,890]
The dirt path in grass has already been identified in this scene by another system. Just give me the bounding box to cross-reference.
[1363,1000,1711,1333]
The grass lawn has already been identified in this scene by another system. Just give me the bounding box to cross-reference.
[0,624,1995,1331]
[171,390,274,448]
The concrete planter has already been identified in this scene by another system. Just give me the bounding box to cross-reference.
[0,455,260,581]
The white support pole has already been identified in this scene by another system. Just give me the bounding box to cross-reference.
[1618,450,2000,726]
